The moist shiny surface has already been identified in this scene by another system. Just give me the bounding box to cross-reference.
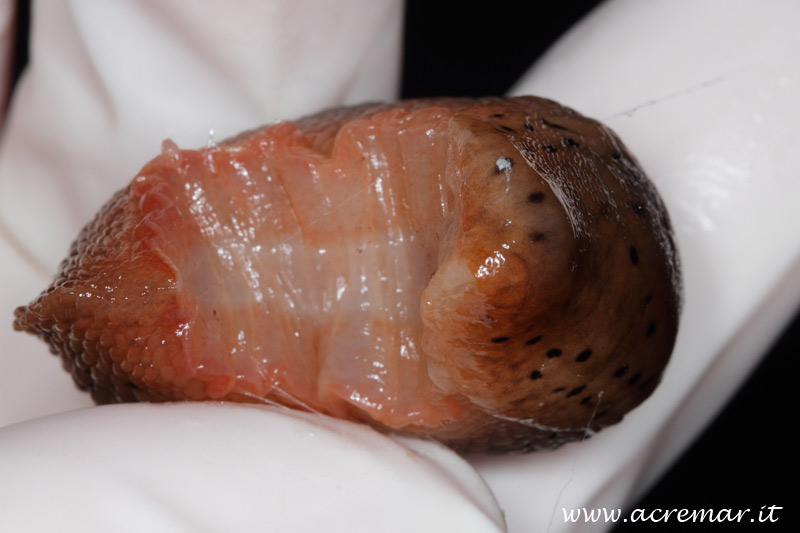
[14,96,680,453]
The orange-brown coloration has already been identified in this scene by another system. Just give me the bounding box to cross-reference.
[14,97,680,453]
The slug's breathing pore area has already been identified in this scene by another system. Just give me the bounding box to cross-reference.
[13,96,680,453]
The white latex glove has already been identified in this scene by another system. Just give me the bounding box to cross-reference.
[0,403,505,532]
[2,1,798,532]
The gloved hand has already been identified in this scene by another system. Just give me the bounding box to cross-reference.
[2,1,799,532]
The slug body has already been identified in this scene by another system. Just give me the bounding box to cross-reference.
[14,96,680,453]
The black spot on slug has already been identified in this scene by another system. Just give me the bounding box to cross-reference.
[596,410,608,419]
[524,123,535,132]
[528,191,545,203]
[575,349,592,362]
[552,386,566,393]
[628,372,642,386]
[543,144,557,153]
[644,293,653,306]
[491,113,505,119]
[629,246,639,266]
[541,118,568,130]
[530,232,546,243]
[646,322,657,337]
[529,370,543,380]
[613,365,629,378]
[581,396,593,405]
[612,150,622,159]
[630,202,646,216]
[546,349,562,358]
[526,335,542,346]
[563,137,580,147]
[491,336,509,344]
[566,385,586,398]
[500,125,515,133]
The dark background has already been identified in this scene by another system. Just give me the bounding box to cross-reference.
[7,0,795,530]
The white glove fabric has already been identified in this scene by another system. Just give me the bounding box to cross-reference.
[1,1,798,532]
[0,403,505,532]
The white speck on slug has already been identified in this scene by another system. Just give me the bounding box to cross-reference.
[495,157,512,173]
[496,157,513,193]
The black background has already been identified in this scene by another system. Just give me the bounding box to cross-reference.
[7,1,795,531]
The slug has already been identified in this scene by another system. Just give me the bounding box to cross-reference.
[13,96,680,453]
